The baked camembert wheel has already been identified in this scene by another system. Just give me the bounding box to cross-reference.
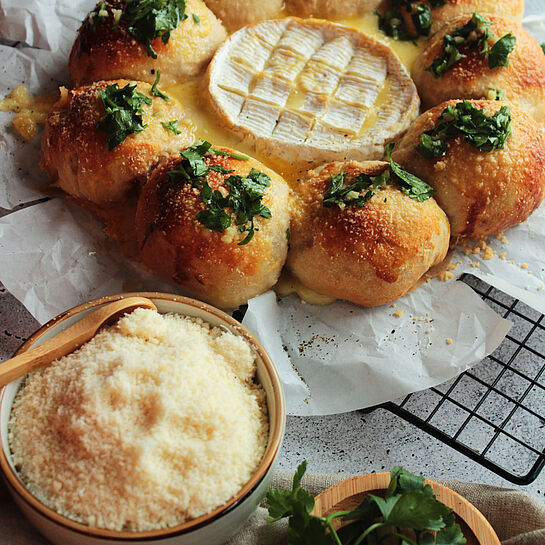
[207,17,419,166]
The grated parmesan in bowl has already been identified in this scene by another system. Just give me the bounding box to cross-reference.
[7,307,270,533]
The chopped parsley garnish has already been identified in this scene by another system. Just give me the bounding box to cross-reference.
[97,82,151,150]
[323,144,434,208]
[151,70,170,101]
[161,119,182,134]
[323,170,390,209]
[488,33,516,68]
[487,88,505,100]
[541,43,545,54]
[267,462,466,545]
[87,1,109,26]
[192,13,200,24]
[167,141,271,245]
[415,101,512,159]
[123,0,188,59]
[426,13,516,78]
[377,0,445,41]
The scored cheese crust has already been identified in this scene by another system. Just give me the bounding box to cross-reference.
[41,80,195,206]
[69,0,227,86]
[285,0,381,19]
[203,0,283,30]
[287,161,450,307]
[207,17,419,167]
[412,15,545,124]
[136,149,291,310]
[391,100,545,240]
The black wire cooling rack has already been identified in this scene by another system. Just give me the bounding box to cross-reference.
[381,273,545,485]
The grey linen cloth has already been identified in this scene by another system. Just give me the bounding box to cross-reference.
[226,473,545,545]
[1,473,544,544]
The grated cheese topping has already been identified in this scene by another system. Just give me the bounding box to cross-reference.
[9,308,268,532]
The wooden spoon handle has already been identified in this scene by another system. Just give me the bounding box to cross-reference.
[0,296,157,387]
[0,325,94,386]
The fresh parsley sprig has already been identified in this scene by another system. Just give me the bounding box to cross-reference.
[161,119,182,134]
[97,82,152,150]
[426,13,516,78]
[266,463,467,545]
[167,141,271,245]
[415,101,512,158]
[322,144,434,209]
[123,0,188,59]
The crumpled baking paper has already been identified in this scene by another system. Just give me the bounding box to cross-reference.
[0,1,544,415]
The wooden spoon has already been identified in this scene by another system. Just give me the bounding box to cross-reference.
[0,296,157,387]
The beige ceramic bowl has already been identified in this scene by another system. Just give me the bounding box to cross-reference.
[0,292,286,545]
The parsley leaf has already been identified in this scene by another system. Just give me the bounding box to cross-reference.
[427,13,516,77]
[377,0,445,41]
[167,141,271,244]
[323,170,390,209]
[151,70,170,101]
[123,0,188,59]
[415,101,512,158]
[488,33,516,68]
[161,119,182,134]
[192,13,200,23]
[386,143,436,201]
[541,43,545,54]
[97,82,151,150]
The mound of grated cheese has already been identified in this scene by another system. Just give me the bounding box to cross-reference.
[8,308,269,532]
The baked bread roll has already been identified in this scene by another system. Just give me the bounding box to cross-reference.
[412,15,545,124]
[391,100,545,239]
[41,80,194,206]
[136,146,291,309]
[69,0,227,86]
[287,161,450,307]
[428,0,524,34]
[286,0,381,18]
[203,0,283,30]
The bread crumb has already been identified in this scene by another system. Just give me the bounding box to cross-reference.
[394,310,404,317]
[538,285,543,291]
[499,253,506,260]
[391,303,396,308]
[439,271,454,281]
[471,261,480,268]
[521,263,528,269]
[445,338,453,345]
[501,235,508,244]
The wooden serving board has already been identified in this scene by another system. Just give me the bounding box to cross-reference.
[311,473,500,545]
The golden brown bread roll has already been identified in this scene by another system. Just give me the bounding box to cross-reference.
[428,0,524,34]
[391,100,545,240]
[203,0,283,30]
[286,0,381,18]
[412,15,545,124]
[69,0,227,86]
[136,146,291,309]
[287,161,450,307]
[41,80,195,206]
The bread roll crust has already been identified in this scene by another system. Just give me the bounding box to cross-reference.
[412,15,545,124]
[69,0,227,86]
[429,0,524,34]
[286,0,381,18]
[40,80,195,206]
[391,100,545,239]
[136,149,291,309]
[203,0,283,29]
[287,161,450,307]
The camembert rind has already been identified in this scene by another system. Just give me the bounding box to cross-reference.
[207,17,420,166]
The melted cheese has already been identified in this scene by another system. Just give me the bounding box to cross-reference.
[275,270,337,305]
[0,85,59,141]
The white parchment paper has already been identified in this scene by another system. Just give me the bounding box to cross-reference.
[0,2,544,415]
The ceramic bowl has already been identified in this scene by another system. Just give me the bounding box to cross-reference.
[0,292,286,545]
